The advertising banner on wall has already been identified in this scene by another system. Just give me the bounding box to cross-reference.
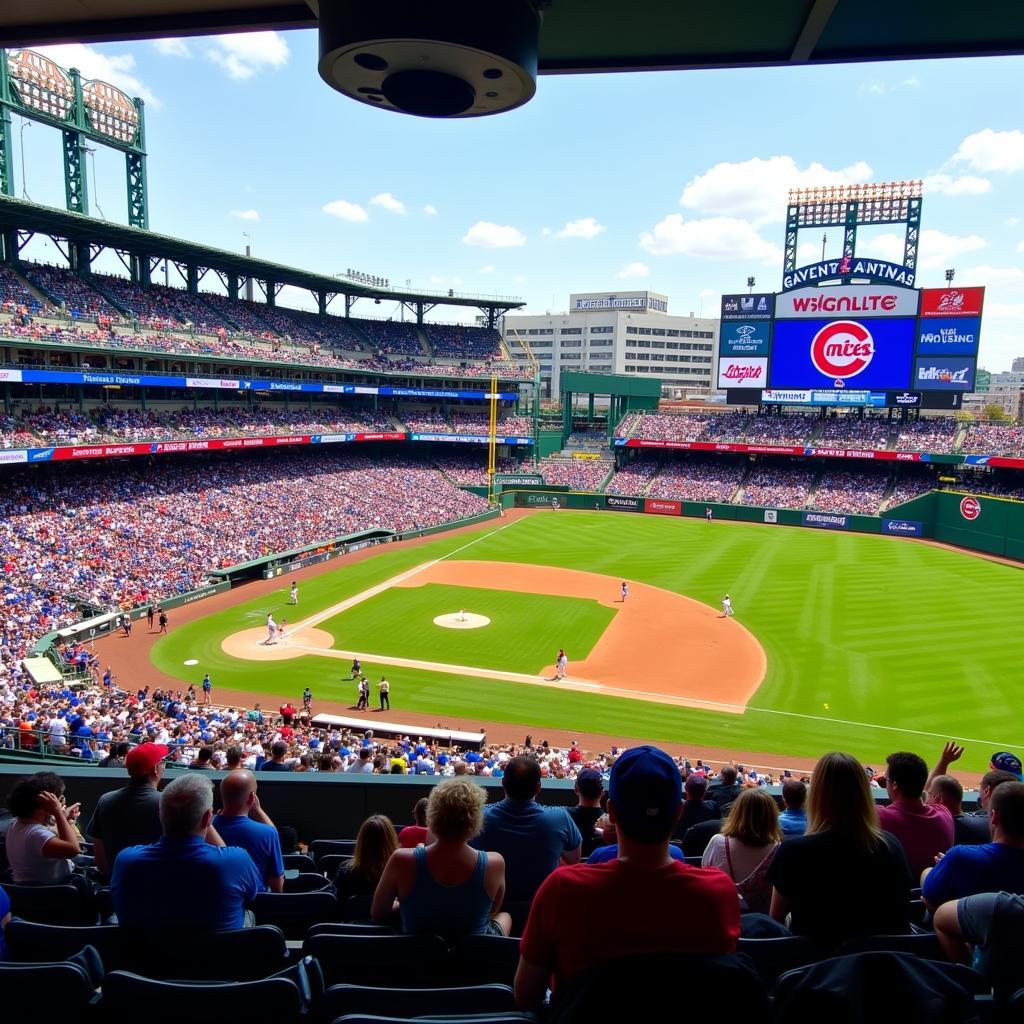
[802,511,850,531]
[644,498,681,516]
[720,293,775,321]
[881,519,924,537]
[916,317,981,356]
[718,356,768,389]
[605,495,642,512]
[913,358,976,391]
[769,318,915,391]
[919,287,985,318]
[719,321,771,356]
[775,285,920,319]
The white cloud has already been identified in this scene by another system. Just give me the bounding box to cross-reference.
[513,275,528,284]
[1017,240,1024,253]
[925,173,992,196]
[617,261,650,279]
[985,302,1024,317]
[554,217,605,240]
[230,209,260,221]
[423,205,438,216]
[639,214,781,264]
[34,43,159,107]
[369,192,406,214]
[205,32,290,80]
[462,221,526,248]
[480,264,496,274]
[428,275,463,287]
[953,129,1024,173]
[152,38,190,58]
[860,229,986,269]
[322,199,368,223]
[540,227,553,237]
[699,288,717,298]
[679,156,872,226]
[858,76,920,97]
[1007,217,1020,227]
[958,265,1024,286]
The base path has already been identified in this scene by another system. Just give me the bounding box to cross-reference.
[221,557,767,713]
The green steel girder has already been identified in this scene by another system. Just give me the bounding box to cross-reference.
[63,128,89,215]
[904,197,922,272]
[0,57,12,198]
[783,203,799,275]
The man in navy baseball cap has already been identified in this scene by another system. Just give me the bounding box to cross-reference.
[991,752,1023,781]
[607,745,683,842]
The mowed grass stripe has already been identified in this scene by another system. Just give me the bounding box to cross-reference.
[152,511,1024,770]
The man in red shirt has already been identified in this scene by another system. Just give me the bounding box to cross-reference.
[279,703,296,726]
[878,751,954,880]
[514,745,740,1011]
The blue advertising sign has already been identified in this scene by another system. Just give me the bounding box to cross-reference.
[912,358,976,391]
[916,317,981,356]
[720,320,771,356]
[769,318,915,391]
[409,433,533,446]
[720,293,774,321]
[801,512,850,531]
[881,519,924,537]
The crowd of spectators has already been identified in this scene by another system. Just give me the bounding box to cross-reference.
[960,422,1024,457]
[618,413,717,443]
[450,410,533,436]
[538,456,612,490]
[949,474,1024,502]
[433,453,516,485]
[724,414,813,447]
[740,462,816,509]
[357,320,425,357]
[565,429,607,447]
[893,417,959,454]
[424,325,502,360]
[604,458,660,496]
[0,404,396,448]
[0,264,48,315]
[886,470,940,509]
[815,415,892,450]
[0,452,488,674]
[22,265,121,320]
[647,455,746,503]
[809,467,891,515]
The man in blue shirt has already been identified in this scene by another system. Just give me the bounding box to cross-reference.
[471,755,581,902]
[778,779,808,837]
[923,781,1024,908]
[213,770,285,892]
[112,774,262,930]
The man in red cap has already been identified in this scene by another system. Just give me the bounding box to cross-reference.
[87,742,168,880]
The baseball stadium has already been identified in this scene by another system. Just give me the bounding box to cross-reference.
[1,6,1024,1015]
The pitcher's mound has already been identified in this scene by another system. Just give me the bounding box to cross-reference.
[434,612,491,630]
[222,626,334,661]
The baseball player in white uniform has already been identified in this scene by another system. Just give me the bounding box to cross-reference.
[721,594,734,618]
[265,613,277,645]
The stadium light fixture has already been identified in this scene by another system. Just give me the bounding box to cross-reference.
[318,0,543,117]
[746,276,756,293]
[945,268,955,284]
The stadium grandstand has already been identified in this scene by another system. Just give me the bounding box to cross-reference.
[3,9,1024,1019]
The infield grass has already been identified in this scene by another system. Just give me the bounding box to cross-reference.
[323,583,614,673]
[151,512,1024,771]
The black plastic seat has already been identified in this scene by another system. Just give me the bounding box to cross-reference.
[4,882,98,925]
[302,932,449,987]
[252,890,340,939]
[307,922,396,939]
[450,934,522,986]
[332,1016,534,1024]
[5,918,125,967]
[311,839,357,863]
[837,932,946,961]
[320,983,516,1022]
[284,871,335,893]
[0,945,102,1011]
[321,854,353,879]
[283,852,319,874]
[737,936,822,986]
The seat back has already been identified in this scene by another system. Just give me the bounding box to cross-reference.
[4,883,97,926]
[451,934,522,986]
[284,872,335,893]
[837,933,945,961]
[252,890,339,939]
[303,933,450,987]
[6,919,125,968]
[737,936,822,986]
[283,853,319,874]
[0,956,97,1008]
[320,854,352,879]
[321,983,515,1021]
[311,839,357,863]
[306,922,396,938]
[101,971,304,1021]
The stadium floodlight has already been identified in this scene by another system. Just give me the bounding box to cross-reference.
[945,268,955,284]
[318,0,542,117]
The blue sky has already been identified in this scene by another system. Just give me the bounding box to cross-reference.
[10,33,1024,370]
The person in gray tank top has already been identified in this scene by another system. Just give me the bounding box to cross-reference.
[372,778,512,939]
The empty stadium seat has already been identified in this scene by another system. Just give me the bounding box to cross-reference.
[307,922,397,938]
[283,852,319,873]
[284,871,335,893]
[837,932,946,960]
[450,934,522,986]
[737,936,822,986]
[0,948,102,1012]
[319,983,516,1022]
[302,933,449,987]
[5,919,124,967]
[321,853,353,878]
[312,839,358,862]
[4,882,98,926]
[252,889,340,939]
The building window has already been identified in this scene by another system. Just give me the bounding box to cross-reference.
[560,327,583,335]
[591,326,614,334]
[560,339,583,348]
[589,338,614,347]
[637,327,652,335]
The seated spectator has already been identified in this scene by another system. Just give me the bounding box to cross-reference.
[111,774,262,930]
[702,788,782,915]
[767,752,913,946]
[471,755,581,902]
[954,769,1021,844]
[87,742,167,879]
[778,778,808,836]
[568,768,605,858]
[877,751,954,879]
[259,740,292,772]
[398,798,429,848]
[934,891,1024,1002]
[706,764,743,812]
[212,770,285,892]
[5,771,81,884]
[927,775,986,847]
[588,840,685,865]
[372,778,512,939]
[674,772,720,837]
[514,746,740,1011]
[922,782,1024,908]
[336,815,399,903]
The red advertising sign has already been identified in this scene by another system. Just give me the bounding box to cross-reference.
[354,432,406,442]
[623,439,918,461]
[644,498,681,516]
[919,287,985,318]
[960,496,981,521]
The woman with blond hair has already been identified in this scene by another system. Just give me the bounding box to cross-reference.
[372,778,512,938]
[335,814,398,903]
[766,751,913,946]
[702,788,781,914]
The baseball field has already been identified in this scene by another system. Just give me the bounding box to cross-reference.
[145,510,1024,773]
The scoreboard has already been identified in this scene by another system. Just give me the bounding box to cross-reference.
[719,285,984,407]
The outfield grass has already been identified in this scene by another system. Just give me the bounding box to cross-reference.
[151,512,1024,771]
[322,583,614,673]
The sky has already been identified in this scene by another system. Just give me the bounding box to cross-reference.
[9,32,1024,370]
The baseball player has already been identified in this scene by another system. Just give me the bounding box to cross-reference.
[278,618,287,644]
[290,581,298,605]
[265,613,277,645]
[379,676,390,710]
[620,581,629,602]
[555,648,568,680]
[721,594,734,618]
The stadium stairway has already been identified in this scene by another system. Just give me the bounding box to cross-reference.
[6,265,58,312]
[727,464,753,504]
[803,467,826,509]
